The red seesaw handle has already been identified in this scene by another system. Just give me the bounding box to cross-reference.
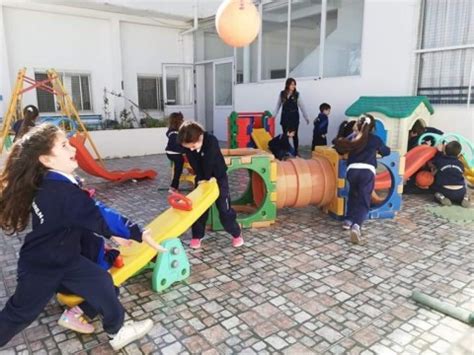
[167,192,193,211]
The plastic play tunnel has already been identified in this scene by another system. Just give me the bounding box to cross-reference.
[252,157,336,209]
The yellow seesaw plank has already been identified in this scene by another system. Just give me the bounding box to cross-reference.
[57,178,219,307]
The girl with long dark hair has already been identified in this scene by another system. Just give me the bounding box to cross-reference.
[273,78,310,155]
[0,124,164,350]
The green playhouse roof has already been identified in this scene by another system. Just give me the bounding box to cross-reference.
[345,96,434,118]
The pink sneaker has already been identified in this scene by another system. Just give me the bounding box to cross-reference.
[189,238,201,249]
[232,236,244,248]
[58,306,94,334]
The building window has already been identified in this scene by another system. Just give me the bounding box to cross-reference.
[416,0,474,104]
[163,66,194,106]
[261,1,289,80]
[289,0,322,78]
[236,41,258,83]
[323,0,363,77]
[215,62,233,106]
[35,72,92,113]
[166,78,178,105]
[235,0,364,84]
[137,77,163,110]
[35,73,56,113]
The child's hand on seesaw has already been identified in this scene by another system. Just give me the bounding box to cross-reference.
[111,236,133,247]
[141,229,168,253]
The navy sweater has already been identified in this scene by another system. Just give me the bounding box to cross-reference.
[313,113,328,136]
[18,172,142,274]
[347,134,391,168]
[432,152,465,187]
[183,132,227,182]
[268,134,295,156]
[165,129,184,154]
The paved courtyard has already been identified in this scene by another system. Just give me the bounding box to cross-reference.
[0,152,473,354]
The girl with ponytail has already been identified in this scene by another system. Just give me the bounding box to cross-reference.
[334,114,391,244]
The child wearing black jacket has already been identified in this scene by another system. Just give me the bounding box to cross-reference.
[312,103,330,150]
[268,128,297,160]
[165,112,185,193]
[178,121,243,249]
[334,114,391,244]
[0,124,164,350]
[430,141,470,207]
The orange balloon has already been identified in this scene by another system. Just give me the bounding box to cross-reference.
[415,170,434,189]
[215,0,261,47]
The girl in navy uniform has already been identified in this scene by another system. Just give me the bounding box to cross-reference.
[165,112,185,193]
[273,78,310,156]
[268,127,297,161]
[334,114,391,244]
[312,103,331,150]
[430,141,470,207]
[178,121,243,249]
[58,201,166,335]
[332,120,357,144]
[0,124,164,350]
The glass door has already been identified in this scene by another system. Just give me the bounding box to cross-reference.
[162,64,194,120]
[213,58,234,141]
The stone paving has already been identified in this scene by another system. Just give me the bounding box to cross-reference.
[0,151,473,355]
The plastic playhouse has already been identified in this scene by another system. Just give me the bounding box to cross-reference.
[345,96,434,155]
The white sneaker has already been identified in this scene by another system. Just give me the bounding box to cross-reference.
[109,319,153,351]
[434,192,451,206]
[350,224,363,245]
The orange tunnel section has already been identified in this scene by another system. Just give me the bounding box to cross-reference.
[252,157,336,209]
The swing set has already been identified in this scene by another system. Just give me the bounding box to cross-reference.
[0,68,103,164]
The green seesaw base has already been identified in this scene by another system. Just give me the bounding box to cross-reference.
[134,239,190,293]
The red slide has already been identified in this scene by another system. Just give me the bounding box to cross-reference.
[375,145,437,190]
[69,134,157,182]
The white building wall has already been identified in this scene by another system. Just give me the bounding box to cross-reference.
[3,6,113,115]
[431,106,474,142]
[120,21,193,119]
[0,5,10,116]
[0,2,192,123]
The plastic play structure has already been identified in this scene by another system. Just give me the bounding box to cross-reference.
[57,179,219,307]
[251,128,273,151]
[228,111,275,149]
[418,132,474,185]
[218,96,474,229]
[345,96,434,155]
[374,145,438,190]
[0,68,157,183]
[206,146,405,231]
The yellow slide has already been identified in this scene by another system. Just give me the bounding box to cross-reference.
[251,128,272,152]
[460,156,474,186]
[57,179,219,307]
